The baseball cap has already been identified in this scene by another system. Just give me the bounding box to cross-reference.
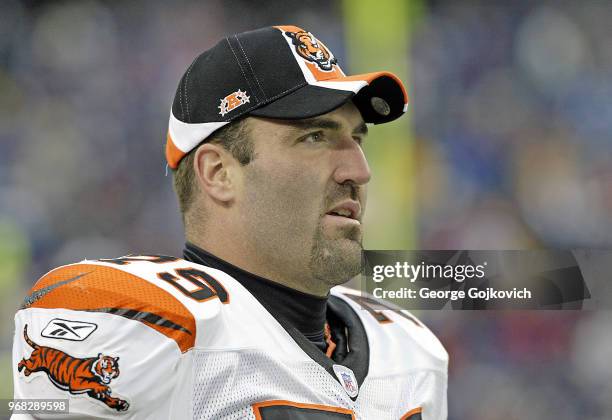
[166,25,408,169]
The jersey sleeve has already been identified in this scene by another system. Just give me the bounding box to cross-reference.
[331,286,449,420]
[12,260,196,419]
[389,308,448,420]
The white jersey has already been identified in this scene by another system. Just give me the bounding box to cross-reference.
[12,255,448,419]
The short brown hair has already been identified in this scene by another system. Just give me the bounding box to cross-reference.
[173,118,253,223]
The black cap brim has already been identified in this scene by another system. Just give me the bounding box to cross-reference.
[250,74,406,124]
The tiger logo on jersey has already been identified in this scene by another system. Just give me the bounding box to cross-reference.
[17,325,129,412]
[285,30,338,71]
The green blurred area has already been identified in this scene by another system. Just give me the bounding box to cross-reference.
[0,219,29,398]
[343,0,423,249]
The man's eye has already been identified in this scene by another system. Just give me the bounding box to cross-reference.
[300,131,325,144]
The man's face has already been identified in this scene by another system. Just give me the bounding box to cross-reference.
[237,101,370,294]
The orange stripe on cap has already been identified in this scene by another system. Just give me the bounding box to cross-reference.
[273,24,306,33]
[166,115,228,169]
[335,71,409,106]
[24,264,196,352]
[166,131,186,170]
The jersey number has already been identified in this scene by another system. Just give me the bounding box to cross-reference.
[99,255,230,304]
[342,294,421,327]
[158,268,229,303]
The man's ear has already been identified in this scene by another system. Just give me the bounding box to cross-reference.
[193,143,238,204]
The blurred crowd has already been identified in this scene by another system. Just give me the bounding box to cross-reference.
[412,1,612,249]
[0,0,610,418]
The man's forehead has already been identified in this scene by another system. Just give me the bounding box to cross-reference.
[251,101,367,134]
[284,116,368,136]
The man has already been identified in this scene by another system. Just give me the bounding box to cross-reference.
[12,26,448,419]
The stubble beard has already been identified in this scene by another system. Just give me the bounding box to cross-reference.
[242,162,365,292]
[308,213,364,288]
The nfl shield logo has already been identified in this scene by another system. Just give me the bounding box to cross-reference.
[341,372,356,393]
[332,364,359,398]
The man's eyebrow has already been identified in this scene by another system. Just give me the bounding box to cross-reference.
[354,122,368,136]
[285,118,369,136]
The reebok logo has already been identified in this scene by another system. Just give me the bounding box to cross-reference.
[41,318,98,341]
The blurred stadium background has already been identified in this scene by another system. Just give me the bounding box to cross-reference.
[1,0,611,418]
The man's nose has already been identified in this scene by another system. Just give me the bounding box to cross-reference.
[332,140,371,186]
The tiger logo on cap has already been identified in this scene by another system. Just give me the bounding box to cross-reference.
[285,30,338,71]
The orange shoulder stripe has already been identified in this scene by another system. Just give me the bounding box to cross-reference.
[22,264,195,352]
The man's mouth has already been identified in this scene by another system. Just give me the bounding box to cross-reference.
[325,201,361,222]
[329,209,352,218]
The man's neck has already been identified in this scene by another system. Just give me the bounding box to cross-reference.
[184,243,329,350]
[186,236,330,297]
